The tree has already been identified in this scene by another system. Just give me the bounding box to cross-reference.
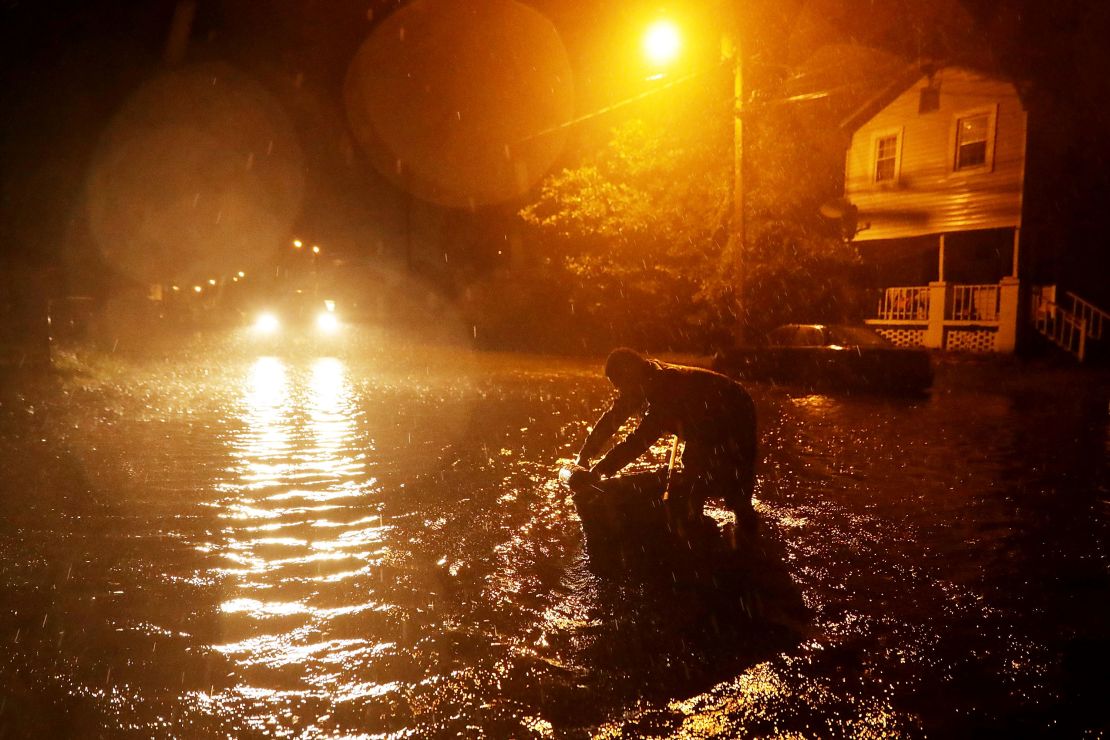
[519,94,865,348]
[735,96,865,334]
[519,118,731,349]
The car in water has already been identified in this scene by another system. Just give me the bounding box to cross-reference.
[247,291,343,351]
[711,323,933,393]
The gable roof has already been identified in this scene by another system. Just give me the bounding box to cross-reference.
[839,63,928,132]
[840,62,1023,133]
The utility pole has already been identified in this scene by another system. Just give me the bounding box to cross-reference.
[722,28,745,335]
[725,34,743,258]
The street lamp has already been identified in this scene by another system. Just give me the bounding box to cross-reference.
[642,20,682,67]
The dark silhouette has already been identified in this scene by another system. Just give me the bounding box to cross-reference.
[576,348,758,531]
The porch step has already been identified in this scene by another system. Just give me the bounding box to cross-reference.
[1031,288,1109,362]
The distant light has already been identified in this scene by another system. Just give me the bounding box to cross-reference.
[312,245,320,254]
[237,271,245,278]
[254,312,280,334]
[323,299,336,313]
[193,285,203,293]
[316,311,339,334]
[171,285,180,291]
[208,278,217,285]
[293,239,303,248]
[643,20,681,66]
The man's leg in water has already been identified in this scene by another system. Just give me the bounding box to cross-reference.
[674,438,757,532]
[724,452,757,533]
[705,436,757,533]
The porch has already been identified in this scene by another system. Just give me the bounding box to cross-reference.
[865,279,1020,353]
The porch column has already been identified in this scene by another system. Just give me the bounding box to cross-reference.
[996,276,1020,352]
[924,281,949,349]
[937,233,946,282]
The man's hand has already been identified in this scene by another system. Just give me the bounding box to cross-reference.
[563,465,600,493]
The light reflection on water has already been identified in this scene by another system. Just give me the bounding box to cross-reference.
[209,357,394,716]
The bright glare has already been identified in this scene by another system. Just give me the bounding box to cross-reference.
[643,20,681,66]
[255,312,280,334]
[316,312,339,334]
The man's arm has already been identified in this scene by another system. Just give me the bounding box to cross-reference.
[591,411,665,478]
[576,393,639,466]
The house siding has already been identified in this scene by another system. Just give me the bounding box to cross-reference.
[846,67,1028,242]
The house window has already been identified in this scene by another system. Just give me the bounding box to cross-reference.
[956,113,990,169]
[875,134,899,182]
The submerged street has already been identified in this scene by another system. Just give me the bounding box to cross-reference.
[0,334,1107,737]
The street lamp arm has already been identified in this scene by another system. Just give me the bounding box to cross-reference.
[511,68,711,146]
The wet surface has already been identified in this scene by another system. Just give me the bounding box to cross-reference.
[0,333,1107,737]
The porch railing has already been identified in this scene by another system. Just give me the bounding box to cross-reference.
[949,284,999,322]
[1065,290,1108,341]
[876,286,929,321]
[1033,291,1087,361]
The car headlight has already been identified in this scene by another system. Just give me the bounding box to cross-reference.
[316,311,340,334]
[254,312,280,334]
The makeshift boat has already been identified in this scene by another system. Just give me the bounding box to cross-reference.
[557,465,722,566]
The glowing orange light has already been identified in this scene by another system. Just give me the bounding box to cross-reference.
[643,20,681,66]
[208,278,217,286]
[293,239,303,249]
[193,285,203,293]
[312,245,320,255]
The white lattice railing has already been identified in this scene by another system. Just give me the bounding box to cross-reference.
[876,286,929,321]
[1065,291,1108,341]
[949,284,999,322]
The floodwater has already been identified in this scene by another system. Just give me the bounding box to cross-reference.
[0,333,1107,737]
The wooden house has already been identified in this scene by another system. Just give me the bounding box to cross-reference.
[840,65,1107,358]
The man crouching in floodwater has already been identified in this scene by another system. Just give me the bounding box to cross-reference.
[576,347,759,532]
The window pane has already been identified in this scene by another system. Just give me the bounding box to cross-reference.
[795,327,825,347]
[876,157,896,181]
[958,140,987,168]
[877,136,897,159]
[958,115,989,143]
[828,326,889,346]
[875,134,897,182]
[956,114,989,169]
